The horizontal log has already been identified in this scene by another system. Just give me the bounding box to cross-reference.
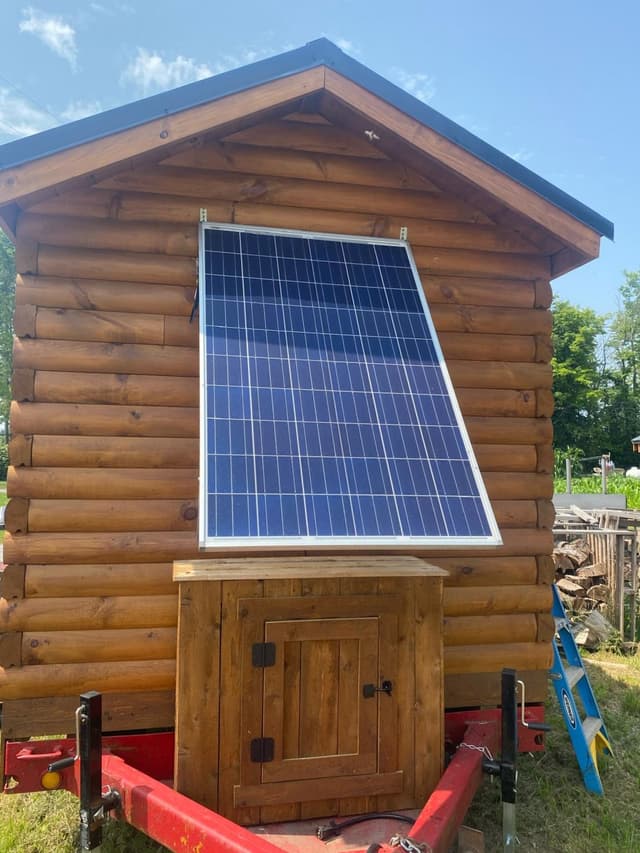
[18,214,198,258]
[445,669,548,709]
[424,276,538,310]
[7,467,198,500]
[26,563,175,598]
[484,472,552,500]
[448,361,552,390]
[0,633,22,668]
[222,119,389,159]
[14,304,36,336]
[35,307,165,345]
[443,614,536,646]
[24,557,536,598]
[474,444,537,472]
[29,371,539,417]
[4,497,28,534]
[37,245,196,286]
[11,401,198,437]
[17,274,194,316]
[8,434,32,467]
[0,659,175,700]
[537,555,556,585]
[22,628,177,665]
[437,556,537,587]
[12,368,35,402]
[14,338,198,377]
[0,564,26,600]
[0,594,177,632]
[413,246,548,280]
[34,371,199,407]
[492,500,537,527]
[444,642,552,675]
[537,499,556,529]
[443,584,552,617]
[439,332,538,363]
[465,417,552,445]
[30,435,198,468]
[431,304,551,336]
[162,141,441,191]
[3,527,549,563]
[1,690,175,737]
[99,165,485,224]
[28,499,198,533]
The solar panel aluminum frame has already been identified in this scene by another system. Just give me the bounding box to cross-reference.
[198,221,502,550]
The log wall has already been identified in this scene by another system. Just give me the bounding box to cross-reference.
[1,113,555,715]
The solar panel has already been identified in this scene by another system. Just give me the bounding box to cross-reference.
[199,223,501,548]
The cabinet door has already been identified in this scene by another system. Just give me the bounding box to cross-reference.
[262,616,379,783]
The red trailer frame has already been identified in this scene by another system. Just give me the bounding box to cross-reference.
[3,696,546,853]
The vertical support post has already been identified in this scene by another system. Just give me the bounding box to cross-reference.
[631,530,638,642]
[501,669,517,851]
[615,537,625,638]
[566,458,572,494]
[79,691,103,852]
[601,455,608,494]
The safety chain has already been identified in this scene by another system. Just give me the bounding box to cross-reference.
[389,834,432,853]
[457,742,494,762]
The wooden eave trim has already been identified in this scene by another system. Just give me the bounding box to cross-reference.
[324,69,601,260]
[0,202,18,242]
[0,67,326,208]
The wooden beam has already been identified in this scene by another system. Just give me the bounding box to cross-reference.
[0,68,325,206]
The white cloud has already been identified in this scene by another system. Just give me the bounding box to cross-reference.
[60,100,102,122]
[121,48,213,95]
[19,7,78,70]
[391,68,436,103]
[0,88,55,138]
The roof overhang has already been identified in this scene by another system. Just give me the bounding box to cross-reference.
[0,38,613,271]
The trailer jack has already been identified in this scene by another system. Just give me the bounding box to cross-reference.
[47,692,119,851]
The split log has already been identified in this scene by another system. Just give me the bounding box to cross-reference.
[576,563,606,579]
[443,584,551,616]
[25,563,174,598]
[465,417,552,445]
[444,642,552,675]
[11,401,199,437]
[448,361,552,390]
[27,499,198,533]
[0,659,176,700]
[30,435,198,469]
[14,338,198,377]
[443,614,536,646]
[98,165,484,223]
[7,467,198,500]
[555,539,591,567]
[0,594,178,631]
[22,628,177,665]
[33,372,199,407]
[17,274,194,316]
[37,245,196,286]
[556,577,586,597]
[437,556,537,587]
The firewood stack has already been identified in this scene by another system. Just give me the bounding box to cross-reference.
[553,538,609,611]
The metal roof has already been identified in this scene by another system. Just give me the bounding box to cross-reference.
[0,38,613,240]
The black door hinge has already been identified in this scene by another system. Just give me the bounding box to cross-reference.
[252,642,276,667]
[250,737,274,763]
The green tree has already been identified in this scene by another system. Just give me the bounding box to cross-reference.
[0,229,15,439]
[551,297,605,456]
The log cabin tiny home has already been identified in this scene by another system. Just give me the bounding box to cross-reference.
[0,39,612,817]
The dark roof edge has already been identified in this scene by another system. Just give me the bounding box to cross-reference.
[0,37,613,241]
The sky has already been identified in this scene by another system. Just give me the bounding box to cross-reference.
[0,0,637,318]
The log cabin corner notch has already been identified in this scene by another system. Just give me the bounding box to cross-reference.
[0,37,612,755]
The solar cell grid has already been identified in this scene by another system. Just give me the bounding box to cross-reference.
[199,224,501,547]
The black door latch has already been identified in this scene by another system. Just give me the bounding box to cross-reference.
[362,680,393,698]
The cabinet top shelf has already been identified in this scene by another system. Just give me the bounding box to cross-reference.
[173,555,448,582]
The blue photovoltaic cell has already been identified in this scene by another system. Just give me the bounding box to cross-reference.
[200,226,500,545]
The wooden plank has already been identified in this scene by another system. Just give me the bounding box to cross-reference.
[324,69,602,258]
[174,556,445,581]
[223,118,388,158]
[26,562,174,597]
[445,670,548,709]
[0,67,326,205]
[0,594,178,631]
[22,627,176,664]
[233,770,404,809]
[414,576,444,801]
[174,581,221,809]
[0,659,175,700]
[1,691,175,738]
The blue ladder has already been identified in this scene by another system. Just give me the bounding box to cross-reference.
[550,584,613,795]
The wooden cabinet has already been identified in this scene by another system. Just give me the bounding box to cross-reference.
[173,557,446,825]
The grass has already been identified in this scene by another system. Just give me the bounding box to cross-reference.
[1,653,639,852]
[554,473,640,510]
